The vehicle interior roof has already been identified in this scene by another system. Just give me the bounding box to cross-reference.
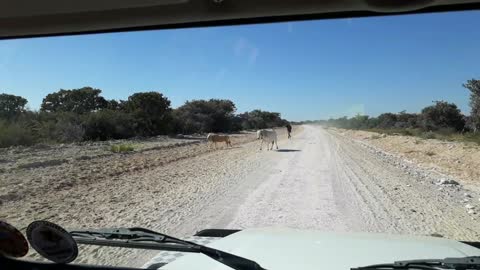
[1,0,480,39]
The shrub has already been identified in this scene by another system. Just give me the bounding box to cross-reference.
[420,101,465,131]
[421,132,436,139]
[377,113,398,129]
[174,99,236,134]
[237,110,287,130]
[465,133,480,144]
[123,92,172,136]
[55,121,85,142]
[83,110,135,141]
[0,120,36,148]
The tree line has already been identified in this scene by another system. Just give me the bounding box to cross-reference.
[0,87,288,148]
[306,79,480,135]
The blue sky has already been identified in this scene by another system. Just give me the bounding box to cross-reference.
[1,11,479,121]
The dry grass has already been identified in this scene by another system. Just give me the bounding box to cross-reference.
[110,144,135,153]
[366,128,480,145]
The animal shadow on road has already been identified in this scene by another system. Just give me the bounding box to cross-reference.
[275,149,301,152]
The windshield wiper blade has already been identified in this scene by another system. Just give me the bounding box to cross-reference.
[70,227,267,270]
[352,257,480,270]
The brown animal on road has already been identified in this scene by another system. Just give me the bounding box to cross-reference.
[207,133,232,148]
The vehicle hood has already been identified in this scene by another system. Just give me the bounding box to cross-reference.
[159,227,480,270]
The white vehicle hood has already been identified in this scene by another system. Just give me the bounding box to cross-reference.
[158,228,480,270]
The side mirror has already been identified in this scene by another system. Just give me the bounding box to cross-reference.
[26,220,78,264]
[0,220,29,258]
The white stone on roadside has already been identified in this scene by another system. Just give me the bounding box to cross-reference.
[406,184,411,187]
[467,210,476,215]
[465,204,475,209]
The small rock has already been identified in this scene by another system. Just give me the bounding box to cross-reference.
[463,198,470,203]
[411,209,417,213]
[465,204,475,209]
[438,187,444,191]
[406,184,411,187]
[464,193,472,198]
[467,210,476,215]
[436,179,459,186]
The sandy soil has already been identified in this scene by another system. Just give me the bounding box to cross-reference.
[336,128,480,193]
[0,129,287,266]
[2,126,480,268]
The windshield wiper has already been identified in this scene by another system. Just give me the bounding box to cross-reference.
[70,227,267,270]
[351,257,480,270]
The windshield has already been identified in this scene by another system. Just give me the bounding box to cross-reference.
[1,10,480,268]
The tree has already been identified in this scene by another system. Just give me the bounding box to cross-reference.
[239,110,287,129]
[395,111,419,129]
[420,101,465,131]
[0,93,28,119]
[124,92,172,135]
[463,79,480,132]
[82,110,135,140]
[349,114,369,129]
[174,99,237,133]
[106,99,125,111]
[41,87,108,114]
[377,113,398,129]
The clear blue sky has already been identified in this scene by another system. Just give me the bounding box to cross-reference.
[1,11,480,121]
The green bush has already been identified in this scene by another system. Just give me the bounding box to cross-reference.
[463,133,480,144]
[83,110,135,141]
[0,90,289,147]
[236,110,287,130]
[0,120,36,148]
[124,92,172,136]
[421,132,436,139]
[174,99,236,133]
[420,101,465,131]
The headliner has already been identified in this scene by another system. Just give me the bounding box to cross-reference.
[1,0,480,39]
